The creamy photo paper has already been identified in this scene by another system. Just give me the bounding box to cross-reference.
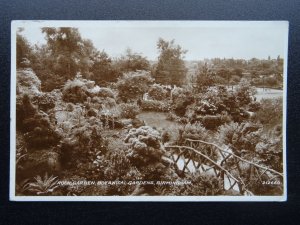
[10,21,288,201]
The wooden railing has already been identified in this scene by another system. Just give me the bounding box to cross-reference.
[164,139,283,196]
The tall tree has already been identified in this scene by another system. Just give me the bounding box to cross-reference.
[115,48,150,73]
[16,29,33,68]
[154,38,187,86]
[31,27,101,91]
[195,62,215,91]
[90,50,119,84]
[41,27,83,79]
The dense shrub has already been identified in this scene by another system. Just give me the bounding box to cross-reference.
[234,78,256,106]
[116,70,153,102]
[118,103,140,119]
[218,122,262,155]
[218,121,282,171]
[62,76,116,104]
[201,115,223,130]
[97,87,115,98]
[124,126,176,184]
[179,122,208,141]
[60,124,108,170]
[32,92,56,112]
[91,96,117,111]
[140,100,171,112]
[170,86,191,102]
[217,121,283,194]
[17,69,41,96]
[17,94,61,149]
[124,126,163,167]
[176,122,220,165]
[62,78,89,103]
[186,83,257,123]
[148,84,168,100]
[255,98,282,129]
[248,101,261,112]
[173,96,194,117]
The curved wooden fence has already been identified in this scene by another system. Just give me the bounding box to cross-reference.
[164,139,283,196]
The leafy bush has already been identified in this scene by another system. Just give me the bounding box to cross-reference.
[17,95,61,149]
[170,86,192,102]
[117,70,153,102]
[255,98,282,129]
[57,106,107,164]
[17,69,41,96]
[218,121,283,171]
[201,115,222,130]
[16,94,37,131]
[217,121,283,194]
[248,101,261,112]
[234,78,256,107]
[124,126,177,184]
[97,87,115,98]
[140,99,171,112]
[124,126,163,167]
[218,122,262,155]
[62,76,116,104]
[179,122,208,141]
[104,151,131,179]
[118,103,140,119]
[62,78,89,103]
[173,96,194,117]
[186,84,257,123]
[32,92,56,112]
[148,84,168,100]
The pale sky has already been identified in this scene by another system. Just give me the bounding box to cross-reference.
[18,21,288,61]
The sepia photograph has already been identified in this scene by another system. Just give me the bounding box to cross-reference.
[10,21,288,201]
